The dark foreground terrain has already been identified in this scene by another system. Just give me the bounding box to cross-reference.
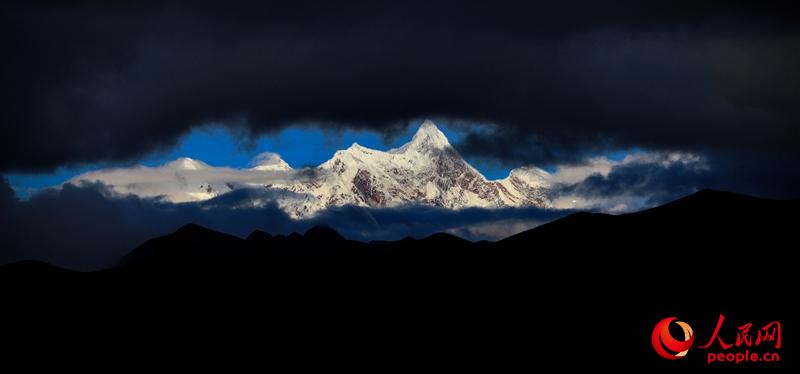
[2,190,795,371]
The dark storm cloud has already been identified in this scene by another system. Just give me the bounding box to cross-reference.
[2,1,799,198]
[551,154,709,207]
[0,178,570,270]
[547,148,800,206]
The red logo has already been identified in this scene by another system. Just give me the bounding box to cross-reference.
[652,314,782,364]
[652,317,694,360]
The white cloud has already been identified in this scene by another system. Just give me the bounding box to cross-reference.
[548,156,616,184]
[550,194,651,212]
[548,151,708,212]
[250,152,292,170]
[620,151,708,171]
[68,156,303,203]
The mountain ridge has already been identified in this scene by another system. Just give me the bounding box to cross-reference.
[275,120,550,217]
[70,120,551,218]
[4,188,790,273]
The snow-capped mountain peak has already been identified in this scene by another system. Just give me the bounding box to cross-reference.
[507,166,551,187]
[345,142,374,154]
[70,120,552,218]
[389,119,451,154]
[166,157,208,170]
[410,119,450,149]
[250,152,292,171]
[273,120,551,217]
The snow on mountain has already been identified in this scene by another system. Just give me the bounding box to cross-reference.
[68,156,297,203]
[69,120,551,218]
[271,120,550,217]
[166,157,209,171]
[250,152,293,171]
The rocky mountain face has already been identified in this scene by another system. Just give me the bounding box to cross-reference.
[272,120,550,218]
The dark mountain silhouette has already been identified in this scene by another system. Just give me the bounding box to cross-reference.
[245,229,272,242]
[2,189,796,371]
[0,260,76,277]
[4,189,793,281]
[91,189,793,274]
[303,225,346,242]
[502,188,796,248]
[124,223,249,267]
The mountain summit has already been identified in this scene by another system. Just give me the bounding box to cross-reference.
[400,119,451,152]
[71,121,551,218]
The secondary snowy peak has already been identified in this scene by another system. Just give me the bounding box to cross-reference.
[250,152,292,171]
[166,157,208,170]
[506,166,551,187]
[344,142,375,154]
